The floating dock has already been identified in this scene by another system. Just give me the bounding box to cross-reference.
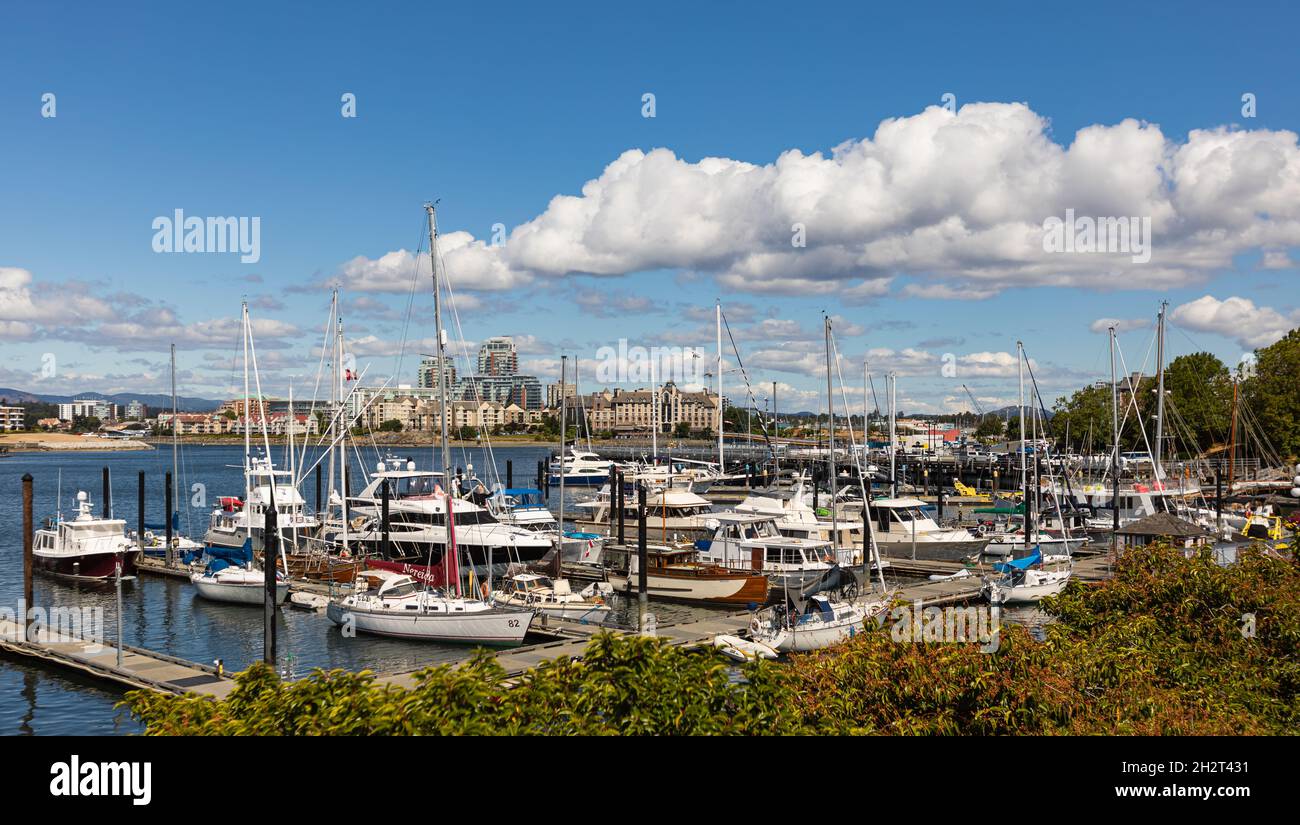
[0,617,237,699]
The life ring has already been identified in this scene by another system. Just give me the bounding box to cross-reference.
[977,523,989,535]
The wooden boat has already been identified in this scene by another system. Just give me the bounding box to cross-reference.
[602,543,769,606]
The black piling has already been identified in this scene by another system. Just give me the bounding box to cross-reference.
[22,473,33,640]
[506,460,513,489]
[102,466,111,518]
[315,464,322,515]
[263,503,278,666]
[164,470,174,564]
[136,471,145,549]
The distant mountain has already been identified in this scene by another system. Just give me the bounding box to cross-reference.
[0,388,223,413]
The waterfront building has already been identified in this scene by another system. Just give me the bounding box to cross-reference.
[0,405,24,431]
[477,336,519,376]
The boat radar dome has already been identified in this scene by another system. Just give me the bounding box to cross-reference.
[377,461,386,473]
[77,491,88,502]
[407,461,416,472]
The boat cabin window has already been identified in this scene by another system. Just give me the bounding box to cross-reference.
[382,581,419,598]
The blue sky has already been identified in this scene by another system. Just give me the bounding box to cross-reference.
[1,1,1297,414]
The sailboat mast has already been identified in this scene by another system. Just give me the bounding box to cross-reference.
[1018,341,1027,552]
[242,302,252,535]
[1109,327,1120,543]
[326,290,337,525]
[426,204,452,490]
[888,373,897,497]
[170,342,179,529]
[337,305,349,556]
[559,354,567,533]
[1154,301,1167,480]
[716,300,724,471]
[825,316,838,559]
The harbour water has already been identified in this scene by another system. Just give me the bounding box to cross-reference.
[0,443,1050,735]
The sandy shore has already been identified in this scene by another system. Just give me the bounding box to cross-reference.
[0,433,154,452]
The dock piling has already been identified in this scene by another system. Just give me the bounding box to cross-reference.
[637,484,647,633]
[137,470,145,551]
[164,470,174,566]
[264,502,278,666]
[22,473,33,641]
[102,466,111,519]
[506,459,513,489]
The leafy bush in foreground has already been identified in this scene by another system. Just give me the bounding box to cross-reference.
[124,544,1300,735]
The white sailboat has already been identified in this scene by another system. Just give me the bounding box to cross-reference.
[981,342,1072,605]
[326,203,535,645]
[192,302,291,606]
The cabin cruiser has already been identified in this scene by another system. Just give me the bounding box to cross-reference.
[548,449,614,486]
[204,457,319,553]
[33,491,141,582]
[327,569,533,646]
[734,476,867,562]
[343,462,552,571]
[603,543,769,606]
[572,484,716,539]
[491,571,611,623]
[695,513,843,588]
[869,497,989,560]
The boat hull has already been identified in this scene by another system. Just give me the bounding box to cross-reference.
[35,550,140,583]
[606,571,768,606]
[325,602,531,645]
[875,538,989,562]
[191,574,289,605]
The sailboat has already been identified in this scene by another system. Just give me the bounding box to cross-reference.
[192,302,293,605]
[750,316,894,651]
[139,343,203,559]
[326,203,534,645]
[981,341,1072,604]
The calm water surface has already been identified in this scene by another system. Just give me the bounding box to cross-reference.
[0,443,1045,735]
[0,443,731,734]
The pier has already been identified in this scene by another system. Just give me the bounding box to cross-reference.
[0,617,237,698]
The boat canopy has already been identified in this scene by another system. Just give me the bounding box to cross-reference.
[206,538,253,573]
[993,548,1042,572]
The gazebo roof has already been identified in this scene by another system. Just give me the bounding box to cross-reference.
[1115,511,1213,538]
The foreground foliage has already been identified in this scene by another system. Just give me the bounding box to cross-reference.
[125,544,1300,735]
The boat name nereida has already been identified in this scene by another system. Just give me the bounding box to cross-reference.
[49,755,151,806]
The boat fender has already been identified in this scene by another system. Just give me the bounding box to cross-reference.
[480,582,490,600]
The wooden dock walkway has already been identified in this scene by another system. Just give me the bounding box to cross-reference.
[0,617,237,699]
